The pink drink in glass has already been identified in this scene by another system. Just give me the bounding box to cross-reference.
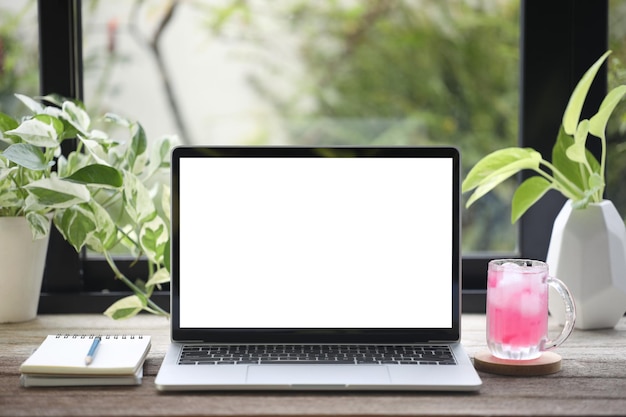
[487,261,548,360]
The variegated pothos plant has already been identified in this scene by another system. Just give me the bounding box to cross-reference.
[0,94,174,319]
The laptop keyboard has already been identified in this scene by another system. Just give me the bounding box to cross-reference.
[178,345,456,365]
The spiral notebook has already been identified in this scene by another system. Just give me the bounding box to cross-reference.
[20,334,151,387]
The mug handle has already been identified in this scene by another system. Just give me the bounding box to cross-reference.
[543,276,577,350]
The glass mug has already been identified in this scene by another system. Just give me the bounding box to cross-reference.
[486,259,576,360]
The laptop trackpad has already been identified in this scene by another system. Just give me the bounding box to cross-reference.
[246,365,390,387]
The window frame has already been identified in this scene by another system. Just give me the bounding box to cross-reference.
[36,0,608,314]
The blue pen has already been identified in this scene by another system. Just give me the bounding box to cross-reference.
[85,337,101,365]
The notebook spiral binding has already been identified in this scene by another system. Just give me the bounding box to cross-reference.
[55,334,144,340]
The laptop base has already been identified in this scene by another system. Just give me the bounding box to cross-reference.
[155,342,482,391]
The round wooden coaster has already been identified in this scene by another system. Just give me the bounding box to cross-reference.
[473,350,562,376]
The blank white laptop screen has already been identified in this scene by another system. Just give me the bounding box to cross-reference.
[178,156,452,329]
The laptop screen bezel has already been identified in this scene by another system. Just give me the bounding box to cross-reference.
[170,146,461,343]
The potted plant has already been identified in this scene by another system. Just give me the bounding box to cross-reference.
[0,94,173,322]
[462,51,626,329]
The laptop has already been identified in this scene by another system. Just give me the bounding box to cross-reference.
[155,146,482,391]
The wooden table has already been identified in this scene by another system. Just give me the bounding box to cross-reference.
[1,314,626,417]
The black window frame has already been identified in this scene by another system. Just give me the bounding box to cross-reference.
[36,0,608,314]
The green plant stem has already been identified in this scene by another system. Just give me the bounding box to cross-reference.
[148,260,155,285]
[75,138,84,154]
[103,194,121,210]
[598,134,607,201]
[94,189,121,211]
[579,164,589,190]
[538,161,586,200]
[115,225,141,254]
[8,170,26,216]
[103,251,169,318]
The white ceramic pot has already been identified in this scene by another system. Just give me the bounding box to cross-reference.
[547,200,626,330]
[0,217,51,323]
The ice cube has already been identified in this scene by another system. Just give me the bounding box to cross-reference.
[501,261,524,268]
[520,291,543,317]
[500,268,525,287]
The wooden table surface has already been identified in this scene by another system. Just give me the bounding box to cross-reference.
[1,314,625,417]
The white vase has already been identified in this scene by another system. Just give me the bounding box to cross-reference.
[0,217,51,323]
[547,200,626,330]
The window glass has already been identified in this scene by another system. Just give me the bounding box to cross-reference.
[607,0,626,218]
[82,0,520,254]
[0,0,39,115]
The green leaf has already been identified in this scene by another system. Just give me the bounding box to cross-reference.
[103,112,131,128]
[163,238,171,272]
[38,93,65,107]
[1,143,53,170]
[55,201,117,253]
[34,114,65,132]
[463,147,542,207]
[462,147,542,192]
[156,136,174,167]
[26,212,51,240]
[103,295,146,320]
[511,176,552,223]
[552,127,600,195]
[140,217,168,264]
[62,100,91,133]
[64,164,123,188]
[123,172,157,223]
[565,120,590,164]
[588,172,604,190]
[78,136,110,165]
[5,116,63,147]
[85,201,118,252]
[146,268,170,288]
[56,152,82,178]
[0,190,21,208]
[54,205,96,252]
[0,165,16,182]
[589,85,626,139]
[562,51,611,135]
[26,178,90,208]
[0,139,10,151]
[128,123,148,174]
[14,93,44,113]
[161,183,171,222]
[0,113,18,137]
